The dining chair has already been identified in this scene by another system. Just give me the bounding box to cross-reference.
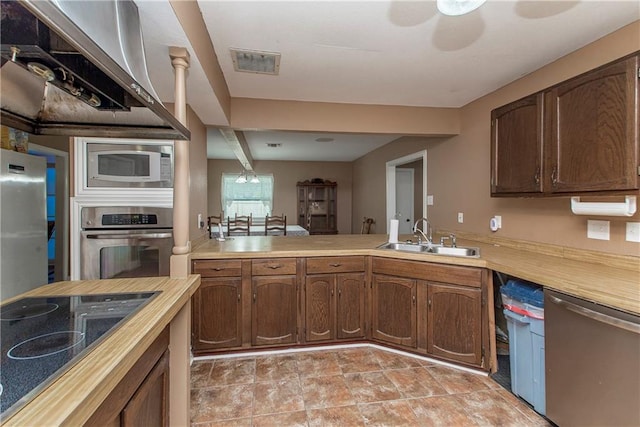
[265,214,287,235]
[361,217,375,234]
[207,213,223,238]
[228,214,251,236]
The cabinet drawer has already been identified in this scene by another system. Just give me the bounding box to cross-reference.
[372,257,482,287]
[306,256,365,274]
[192,259,242,277]
[252,258,297,276]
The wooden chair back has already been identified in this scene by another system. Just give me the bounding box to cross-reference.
[265,214,287,235]
[228,214,251,236]
[207,213,223,238]
[361,217,375,234]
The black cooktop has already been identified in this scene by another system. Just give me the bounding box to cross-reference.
[0,292,159,420]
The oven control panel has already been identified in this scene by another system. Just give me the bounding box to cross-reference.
[102,214,158,226]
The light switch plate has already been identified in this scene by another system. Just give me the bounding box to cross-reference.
[626,222,640,242]
[587,220,610,240]
[427,195,434,206]
[457,212,464,223]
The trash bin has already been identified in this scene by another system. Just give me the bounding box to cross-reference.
[501,279,545,415]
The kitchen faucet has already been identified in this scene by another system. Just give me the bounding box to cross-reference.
[412,218,433,245]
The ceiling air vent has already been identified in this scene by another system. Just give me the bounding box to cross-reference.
[266,143,282,148]
[230,48,281,75]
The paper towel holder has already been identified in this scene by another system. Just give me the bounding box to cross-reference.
[570,195,636,217]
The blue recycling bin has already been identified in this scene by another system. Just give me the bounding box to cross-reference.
[501,280,545,415]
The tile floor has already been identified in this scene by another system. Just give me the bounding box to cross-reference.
[191,346,550,426]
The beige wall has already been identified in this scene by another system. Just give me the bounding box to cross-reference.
[353,22,640,256]
[186,105,209,242]
[207,159,353,234]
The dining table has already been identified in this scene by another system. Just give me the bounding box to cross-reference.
[210,224,310,237]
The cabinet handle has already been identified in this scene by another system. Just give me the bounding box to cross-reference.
[268,264,283,270]
[253,293,256,302]
[338,289,342,298]
[330,263,342,268]
[237,293,241,303]
[412,295,416,305]
[213,267,224,271]
[428,299,432,309]
[331,289,334,296]
[551,167,558,186]
[534,168,540,184]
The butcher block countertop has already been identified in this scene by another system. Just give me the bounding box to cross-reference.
[192,234,640,316]
[2,275,200,427]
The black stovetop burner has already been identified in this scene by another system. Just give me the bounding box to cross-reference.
[0,292,159,420]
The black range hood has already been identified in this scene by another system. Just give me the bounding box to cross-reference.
[0,0,190,140]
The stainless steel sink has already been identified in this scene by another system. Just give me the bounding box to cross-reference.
[376,242,480,258]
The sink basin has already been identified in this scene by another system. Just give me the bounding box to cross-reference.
[376,242,480,258]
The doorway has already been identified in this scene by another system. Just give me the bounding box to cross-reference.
[386,150,427,234]
[395,168,414,234]
[28,144,69,282]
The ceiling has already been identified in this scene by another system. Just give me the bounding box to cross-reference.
[138,0,639,162]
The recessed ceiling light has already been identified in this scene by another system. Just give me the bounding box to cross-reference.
[230,48,281,75]
[315,137,335,142]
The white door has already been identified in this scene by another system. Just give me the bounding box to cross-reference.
[395,168,414,234]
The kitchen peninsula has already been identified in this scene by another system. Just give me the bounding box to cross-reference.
[1,275,200,426]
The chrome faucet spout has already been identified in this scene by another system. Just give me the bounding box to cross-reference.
[412,218,433,245]
[216,222,226,241]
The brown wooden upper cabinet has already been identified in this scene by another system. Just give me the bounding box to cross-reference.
[491,52,639,196]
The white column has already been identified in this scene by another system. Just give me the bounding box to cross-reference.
[169,47,191,258]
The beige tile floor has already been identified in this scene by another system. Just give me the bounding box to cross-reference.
[191,346,550,426]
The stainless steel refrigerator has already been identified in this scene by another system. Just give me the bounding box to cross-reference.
[0,149,48,302]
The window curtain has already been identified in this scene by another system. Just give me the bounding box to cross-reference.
[221,173,274,219]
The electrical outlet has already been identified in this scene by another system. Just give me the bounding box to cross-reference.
[587,220,610,240]
[457,212,464,223]
[626,222,640,242]
[427,195,434,206]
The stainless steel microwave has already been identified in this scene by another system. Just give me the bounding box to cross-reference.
[86,142,173,188]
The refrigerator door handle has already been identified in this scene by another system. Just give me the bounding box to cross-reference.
[548,295,640,334]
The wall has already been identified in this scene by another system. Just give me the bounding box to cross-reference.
[208,159,353,233]
[186,105,209,242]
[354,22,640,256]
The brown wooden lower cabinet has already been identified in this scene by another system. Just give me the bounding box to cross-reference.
[427,282,482,366]
[87,328,169,426]
[371,274,417,348]
[305,272,365,342]
[252,275,298,346]
[192,278,242,351]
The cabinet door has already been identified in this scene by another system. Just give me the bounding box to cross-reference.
[372,274,416,348]
[192,278,242,351]
[427,283,482,366]
[544,54,639,193]
[305,275,335,342]
[121,350,169,427]
[491,93,544,195]
[336,273,365,340]
[252,275,298,346]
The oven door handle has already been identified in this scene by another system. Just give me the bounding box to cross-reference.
[85,233,173,239]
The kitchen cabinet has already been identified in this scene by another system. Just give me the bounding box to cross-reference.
[251,258,298,346]
[371,274,417,348]
[491,52,639,196]
[297,179,338,234]
[191,260,243,352]
[304,256,366,342]
[87,328,169,426]
[491,93,544,195]
[372,257,487,368]
[544,53,639,193]
[427,282,482,366]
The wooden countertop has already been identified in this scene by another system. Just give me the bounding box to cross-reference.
[2,275,200,426]
[192,234,640,315]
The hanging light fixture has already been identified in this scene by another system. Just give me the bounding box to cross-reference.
[235,171,248,183]
[250,173,260,184]
[437,0,486,16]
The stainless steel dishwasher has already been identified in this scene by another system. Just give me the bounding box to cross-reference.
[545,289,640,426]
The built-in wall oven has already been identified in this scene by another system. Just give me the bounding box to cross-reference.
[80,206,173,280]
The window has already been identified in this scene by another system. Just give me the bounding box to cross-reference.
[221,173,274,220]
